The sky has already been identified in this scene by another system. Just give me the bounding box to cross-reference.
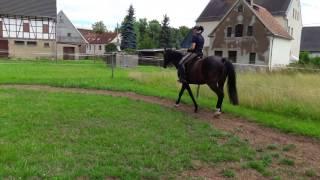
[57,0,320,30]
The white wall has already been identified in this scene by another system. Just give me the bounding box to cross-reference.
[310,52,320,58]
[1,17,55,40]
[284,0,303,61]
[86,44,105,55]
[270,37,292,67]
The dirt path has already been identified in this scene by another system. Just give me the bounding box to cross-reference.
[1,84,320,179]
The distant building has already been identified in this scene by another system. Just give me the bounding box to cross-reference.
[56,11,88,60]
[0,0,57,59]
[78,29,120,55]
[209,0,292,68]
[300,26,320,57]
[196,0,302,62]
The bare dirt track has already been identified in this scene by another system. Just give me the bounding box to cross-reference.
[1,84,319,179]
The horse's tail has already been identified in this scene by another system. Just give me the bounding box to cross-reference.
[223,59,239,105]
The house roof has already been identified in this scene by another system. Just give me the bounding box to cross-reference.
[300,26,320,52]
[197,0,291,22]
[209,1,292,40]
[0,0,57,19]
[78,29,118,44]
[252,4,292,39]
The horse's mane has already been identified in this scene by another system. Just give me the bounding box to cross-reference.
[165,49,184,62]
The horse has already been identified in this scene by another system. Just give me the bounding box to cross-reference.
[163,49,239,114]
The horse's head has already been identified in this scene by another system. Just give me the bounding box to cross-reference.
[163,49,184,69]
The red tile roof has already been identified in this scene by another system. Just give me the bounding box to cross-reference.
[78,29,118,44]
[252,4,292,39]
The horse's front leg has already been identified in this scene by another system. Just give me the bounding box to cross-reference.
[186,84,198,113]
[175,83,186,107]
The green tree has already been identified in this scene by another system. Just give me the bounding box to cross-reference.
[159,14,172,48]
[92,21,107,34]
[120,5,137,50]
[148,20,161,48]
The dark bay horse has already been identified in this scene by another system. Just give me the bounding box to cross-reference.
[163,49,239,114]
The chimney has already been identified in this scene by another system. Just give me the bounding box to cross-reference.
[245,0,253,6]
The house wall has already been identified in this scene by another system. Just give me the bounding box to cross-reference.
[86,44,105,55]
[0,17,55,40]
[310,52,320,58]
[269,37,291,67]
[210,1,271,65]
[286,0,303,61]
[8,39,56,59]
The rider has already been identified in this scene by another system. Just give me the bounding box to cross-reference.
[178,26,205,83]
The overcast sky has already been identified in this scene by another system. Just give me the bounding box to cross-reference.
[57,0,320,30]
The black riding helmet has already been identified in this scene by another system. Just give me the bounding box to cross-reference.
[193,26,204,33]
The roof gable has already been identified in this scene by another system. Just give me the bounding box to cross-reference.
[57,11,88,44]
[209,0,292,40]
[0,0,57,19]
[197,0,291,22]
[300,26,320,52]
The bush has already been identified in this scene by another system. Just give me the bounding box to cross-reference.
[105,43,118,53]
[299,51,310,64]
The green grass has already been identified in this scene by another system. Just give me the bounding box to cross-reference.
[0,88,256,178]
[0,60,320,137]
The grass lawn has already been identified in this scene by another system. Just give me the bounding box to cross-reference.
[0,60,319,137]
[0,88,256,178]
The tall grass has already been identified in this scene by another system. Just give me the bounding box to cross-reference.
[0,60,319,137]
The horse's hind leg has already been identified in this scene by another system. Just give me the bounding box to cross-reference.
[208,82,224,114]
[175,84,186,107]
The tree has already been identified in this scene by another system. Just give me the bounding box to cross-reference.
[159,14,172,48]
[179,26,191,40]
[148,20,161,48]
[92,21,107,34]
[120,5,137,50]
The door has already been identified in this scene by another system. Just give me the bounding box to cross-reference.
[63,47,75,60]
[0,40,8,58]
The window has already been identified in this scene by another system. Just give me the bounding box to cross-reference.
[215,51,223,57]
[0,21,2,38]
[15,41,25,45]
[227,27,232,37]
[27,41,37,46]
[99,45,102,50]
[249,53,256,64]
[238,5,243,12]
[67,33,72,37]
[228,51,237,63]
[43,24,49,33]
[247,26,253,36]
[235,24,243,37]
[44,43,50,48]
[23,23,30,32]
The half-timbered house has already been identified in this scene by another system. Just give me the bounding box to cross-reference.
[0,0,56,59]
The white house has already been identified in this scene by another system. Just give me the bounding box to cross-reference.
[209,0,292,69]
[78,29,120,55]
[0,0,56,59]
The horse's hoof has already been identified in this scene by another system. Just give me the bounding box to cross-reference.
[213,111,222,117]
[175,104,180,108]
